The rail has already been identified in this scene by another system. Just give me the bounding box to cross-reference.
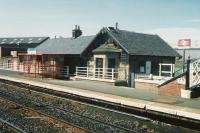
[0,79,199,131]
[0,118,27,133]
[0,83,136,133]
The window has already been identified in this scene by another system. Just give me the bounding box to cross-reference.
[121,51,128,64]
[95,58,103,68]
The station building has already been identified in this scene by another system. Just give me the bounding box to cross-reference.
[17,26,181,87]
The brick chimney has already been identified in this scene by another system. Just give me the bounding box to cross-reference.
[72,25,82,38]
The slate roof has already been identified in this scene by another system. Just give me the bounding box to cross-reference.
[36,36,95,55]
[106,28,181,57]
[0,37,49,48]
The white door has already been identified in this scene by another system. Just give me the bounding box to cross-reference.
[146,61,151,74]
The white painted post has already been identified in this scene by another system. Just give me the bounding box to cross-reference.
[86,67,89,78]
[93,67,95,78]
[97,68,99,78]
[76,67,78,77]
[102,68,105,79]
[98,68,100,79]
[170,64,173,77]
[111,68,114,81]
[159,64,161,77]
[190,61,193,87]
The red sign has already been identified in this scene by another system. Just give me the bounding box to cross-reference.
[178,39,191,48]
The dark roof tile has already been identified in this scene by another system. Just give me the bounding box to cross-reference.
[107,28,181,57]
[36,36,95,55]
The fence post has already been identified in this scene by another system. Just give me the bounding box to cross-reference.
[170,64,173,77]
[87,67,89,78]
[76,67,78,77]
[98,68,100,78]
[111,68,114,81]
[186,56,190,90]
[159,64,161,77]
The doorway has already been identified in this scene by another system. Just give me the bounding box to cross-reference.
[95,58,103,78]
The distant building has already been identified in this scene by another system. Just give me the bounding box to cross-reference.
[0,37,49,71]
[175,48,200,60]
[0,37,49,57]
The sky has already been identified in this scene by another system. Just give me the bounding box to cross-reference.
[0,0,200,47]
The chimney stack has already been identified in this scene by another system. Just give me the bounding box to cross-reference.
[72,25,82,38]
[115,22,118,30]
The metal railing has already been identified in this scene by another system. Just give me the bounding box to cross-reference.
[190,58,200,87]
[0,62,69,78]
[75,67,126,82]
[40,65,69,78]
[0,62,20,71]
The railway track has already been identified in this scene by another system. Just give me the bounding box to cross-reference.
[0,79,199,133]
[0,97,90,133]
[0,83,138,133]
[0,118,26,133]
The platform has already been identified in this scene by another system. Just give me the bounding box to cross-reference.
[0,69,200,121]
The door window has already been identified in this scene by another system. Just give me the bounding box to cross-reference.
[96,58,103,68]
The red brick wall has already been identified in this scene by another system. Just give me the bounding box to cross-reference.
[159,80,185,97]
[135,80,185,97]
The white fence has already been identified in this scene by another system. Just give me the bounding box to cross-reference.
[75,67,127,82]
[190,59,200,87]
[61,66,69,78]
[0,62,21,71]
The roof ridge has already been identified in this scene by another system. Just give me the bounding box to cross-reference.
[50,35,95,40]
[0,36,49,39]
[117,29,157,36]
